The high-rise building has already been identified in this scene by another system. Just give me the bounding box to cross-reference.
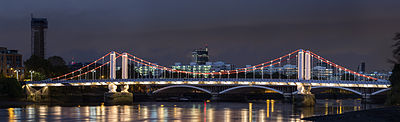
[0,47,23,77]
[361,62,365,73]
[357,62,366,74]
[172,45,233,78]
[192,45,209,65]
[31,16,48,58]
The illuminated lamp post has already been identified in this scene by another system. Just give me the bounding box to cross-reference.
[29,70,35,81]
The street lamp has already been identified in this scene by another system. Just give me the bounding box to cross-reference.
[29,70,35,81]
[92,70,96,80]
[14,69,20,81]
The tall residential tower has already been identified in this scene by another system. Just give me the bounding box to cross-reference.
[31,16,48,58]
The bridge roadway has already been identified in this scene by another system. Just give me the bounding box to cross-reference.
[26,78,390,88]
[24,78,391,98]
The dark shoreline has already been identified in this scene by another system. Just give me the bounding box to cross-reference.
[0,98,33,109]
[302,106,400,122]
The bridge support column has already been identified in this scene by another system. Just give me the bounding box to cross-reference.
[210,92,220,101]
[108,83,117,93]
[120,52,130,93]
[110,51,116,80]
[298,49,304,80]
[122,52,128,79]
[283,93,292,102]
[121,85,129,93]
[363,94,371,99]
[304,50,311,80]
[361,94,372,103]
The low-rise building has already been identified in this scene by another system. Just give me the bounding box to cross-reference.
[0,47,23,78]
[366,71,391,80]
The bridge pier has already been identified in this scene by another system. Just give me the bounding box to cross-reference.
[293,84,315,107]
[210,92,220,101]
[25,85,49,102]
[294,94,315,107]
[361,94,372,103]
[283,93,292,102]
[121,84,129,93]
[104,83,133,105]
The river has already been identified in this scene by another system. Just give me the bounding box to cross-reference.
[1,99,382,122]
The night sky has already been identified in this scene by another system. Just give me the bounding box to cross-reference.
[1,0,400,72]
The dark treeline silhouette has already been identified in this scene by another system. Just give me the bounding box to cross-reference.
[24,55,69,81]
[388,32,400,105]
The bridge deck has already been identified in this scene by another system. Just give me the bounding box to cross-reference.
[25,78,390,88]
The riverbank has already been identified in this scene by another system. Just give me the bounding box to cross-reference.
[0,98,33,108]
[302,106,400,122]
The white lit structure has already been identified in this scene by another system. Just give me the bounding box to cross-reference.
[172,61,233,77]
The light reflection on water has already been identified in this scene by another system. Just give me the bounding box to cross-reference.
[2,99,382,122]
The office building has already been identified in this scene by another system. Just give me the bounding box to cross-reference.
[192,45,209,65]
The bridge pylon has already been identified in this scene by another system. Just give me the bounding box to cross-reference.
[122,52,128,79]
[297,49,311,80]
[304,50,311,80]
[108,51,117,93]
[110,51,116,80]
[121,52,129,93]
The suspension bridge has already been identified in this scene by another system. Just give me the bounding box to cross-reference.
[24,49,391,99]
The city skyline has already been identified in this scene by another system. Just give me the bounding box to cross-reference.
[1,1,400,71]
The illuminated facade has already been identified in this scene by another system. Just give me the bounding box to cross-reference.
[0,47,23,77]
[192,46,209,65]
[366,71,391,80]
[172,61,233,77]
[312,66,333,79]
[136,63,160,77]
[250,64,297,76]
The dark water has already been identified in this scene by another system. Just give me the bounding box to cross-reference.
[1,99,382,122]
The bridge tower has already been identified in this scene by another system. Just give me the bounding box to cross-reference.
[297,49,311,80]
[304,50,311,80]
[110,51,116,79]
[297,49,304,80]
[121,52,129,92]
[108,51,117,93]
[122,52,128,79]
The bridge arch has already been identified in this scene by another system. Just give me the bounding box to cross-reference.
[371,88,391,95]
[152,85,212,94]
[219,85,284,94]
[291,86,363,95]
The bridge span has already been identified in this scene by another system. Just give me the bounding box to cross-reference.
[25,78,390,98]
[24,49,392,100]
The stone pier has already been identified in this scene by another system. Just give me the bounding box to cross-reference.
[294,94,315,107]
[104,92,133,105]
[283,93,293,102]
[104,83,133,105]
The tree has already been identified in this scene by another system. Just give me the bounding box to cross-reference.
[48,56,66,67]
[24,55,70,81]
[24,55,51,80]
[48,56,70,78]
[387,32,400,105]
